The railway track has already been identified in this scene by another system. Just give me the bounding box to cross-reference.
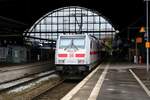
[0,70,65,100]
[0,69,78,100]
[0,62,54,84]
[32,81,78,100]
[0,70,56,91]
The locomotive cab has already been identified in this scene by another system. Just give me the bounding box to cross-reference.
[55,34,90,74]
[55,34,100,78]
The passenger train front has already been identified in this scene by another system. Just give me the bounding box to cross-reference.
[55,34,101,78]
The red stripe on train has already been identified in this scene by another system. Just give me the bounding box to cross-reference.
[76,54,85,57]
[58,54,68,57]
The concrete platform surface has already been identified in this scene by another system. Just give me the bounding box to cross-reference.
[62,62,150,100]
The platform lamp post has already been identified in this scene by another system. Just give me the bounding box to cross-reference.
[144,0,149,72]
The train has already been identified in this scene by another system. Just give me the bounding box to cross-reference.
[55,34,102,78]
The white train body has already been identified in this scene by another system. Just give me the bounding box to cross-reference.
[55,34,100,74]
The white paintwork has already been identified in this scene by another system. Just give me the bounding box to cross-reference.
[88,64,109,100]
[129,69,150,97]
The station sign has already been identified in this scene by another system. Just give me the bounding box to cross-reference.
[145,42,150,48]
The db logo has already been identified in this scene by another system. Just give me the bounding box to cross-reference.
[69,53,74,57]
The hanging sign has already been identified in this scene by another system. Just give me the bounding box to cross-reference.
[139,26,145,33]
[145,42,150,48]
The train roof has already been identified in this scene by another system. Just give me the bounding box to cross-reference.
[59,33,99,37]
[58,34,99,41]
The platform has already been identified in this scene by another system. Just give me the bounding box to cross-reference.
[61,63,150,100]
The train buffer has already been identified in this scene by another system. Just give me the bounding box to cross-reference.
[61,63,150,100]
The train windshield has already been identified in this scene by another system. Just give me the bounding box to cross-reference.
[59,36,85,49]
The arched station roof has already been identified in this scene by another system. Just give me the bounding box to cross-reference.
[24,6,116,42]
[0,0,145,39]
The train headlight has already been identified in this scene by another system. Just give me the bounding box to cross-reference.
[78,60,84,64]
